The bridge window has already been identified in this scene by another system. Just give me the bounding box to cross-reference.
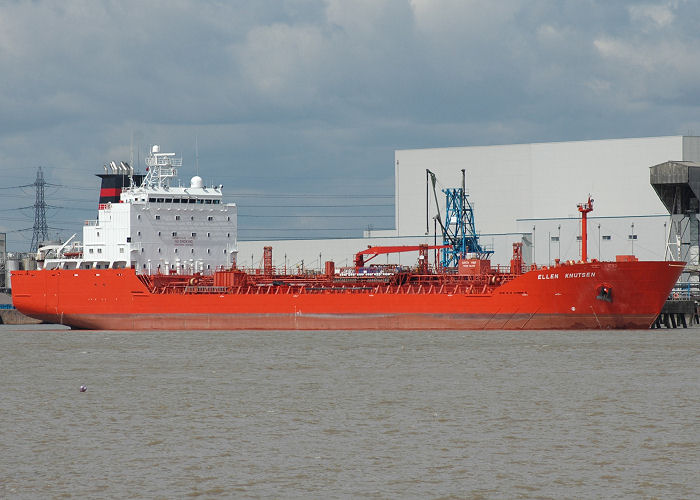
[602,235,611,240]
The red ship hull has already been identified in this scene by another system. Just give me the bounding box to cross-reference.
[11,260,684,330]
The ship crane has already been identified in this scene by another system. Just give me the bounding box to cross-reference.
[354,244,449,271]
[426,168,491,268]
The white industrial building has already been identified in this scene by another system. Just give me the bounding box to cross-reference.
[238,136,700,271]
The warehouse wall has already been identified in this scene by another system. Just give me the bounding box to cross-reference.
[387,136,700,237]
[239,136,700,269]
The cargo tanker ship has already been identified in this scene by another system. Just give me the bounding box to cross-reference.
[11,145,684,330]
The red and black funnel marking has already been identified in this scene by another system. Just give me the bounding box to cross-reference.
[96,173,145,205]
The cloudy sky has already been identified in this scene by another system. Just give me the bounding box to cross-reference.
[1,0,699,251]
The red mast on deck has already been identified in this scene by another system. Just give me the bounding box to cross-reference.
[577,196,594,262]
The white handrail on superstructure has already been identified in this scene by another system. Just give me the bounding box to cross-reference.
[141,145,183,190]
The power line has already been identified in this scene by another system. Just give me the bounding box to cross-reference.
[46,184,102,191]
[240,203,394,208]
[229,193,393,198]
[0,184,35,190]
[238,227,393,231]
[238,214,393,218]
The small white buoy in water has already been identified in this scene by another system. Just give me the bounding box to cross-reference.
[80,385,87,392]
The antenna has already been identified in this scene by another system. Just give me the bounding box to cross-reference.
[30,167,49,253]
[137,140,141,177]
[195,135,199,176]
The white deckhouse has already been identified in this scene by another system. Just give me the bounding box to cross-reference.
[39,145,238,273]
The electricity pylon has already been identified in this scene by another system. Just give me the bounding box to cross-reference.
[30,167,49,253]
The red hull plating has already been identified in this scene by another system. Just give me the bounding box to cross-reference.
[11,260,684,330]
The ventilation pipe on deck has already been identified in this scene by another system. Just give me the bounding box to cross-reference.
[577,196,594,262]
[263,246,273,276]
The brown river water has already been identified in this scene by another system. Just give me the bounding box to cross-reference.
[1,325,698,499]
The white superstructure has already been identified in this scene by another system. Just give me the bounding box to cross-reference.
[40,145,238,273]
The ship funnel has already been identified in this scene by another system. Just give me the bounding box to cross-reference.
[97,170,145,206]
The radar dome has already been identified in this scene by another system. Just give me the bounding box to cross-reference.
[152,145,160,153]
[190,176,203,188]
